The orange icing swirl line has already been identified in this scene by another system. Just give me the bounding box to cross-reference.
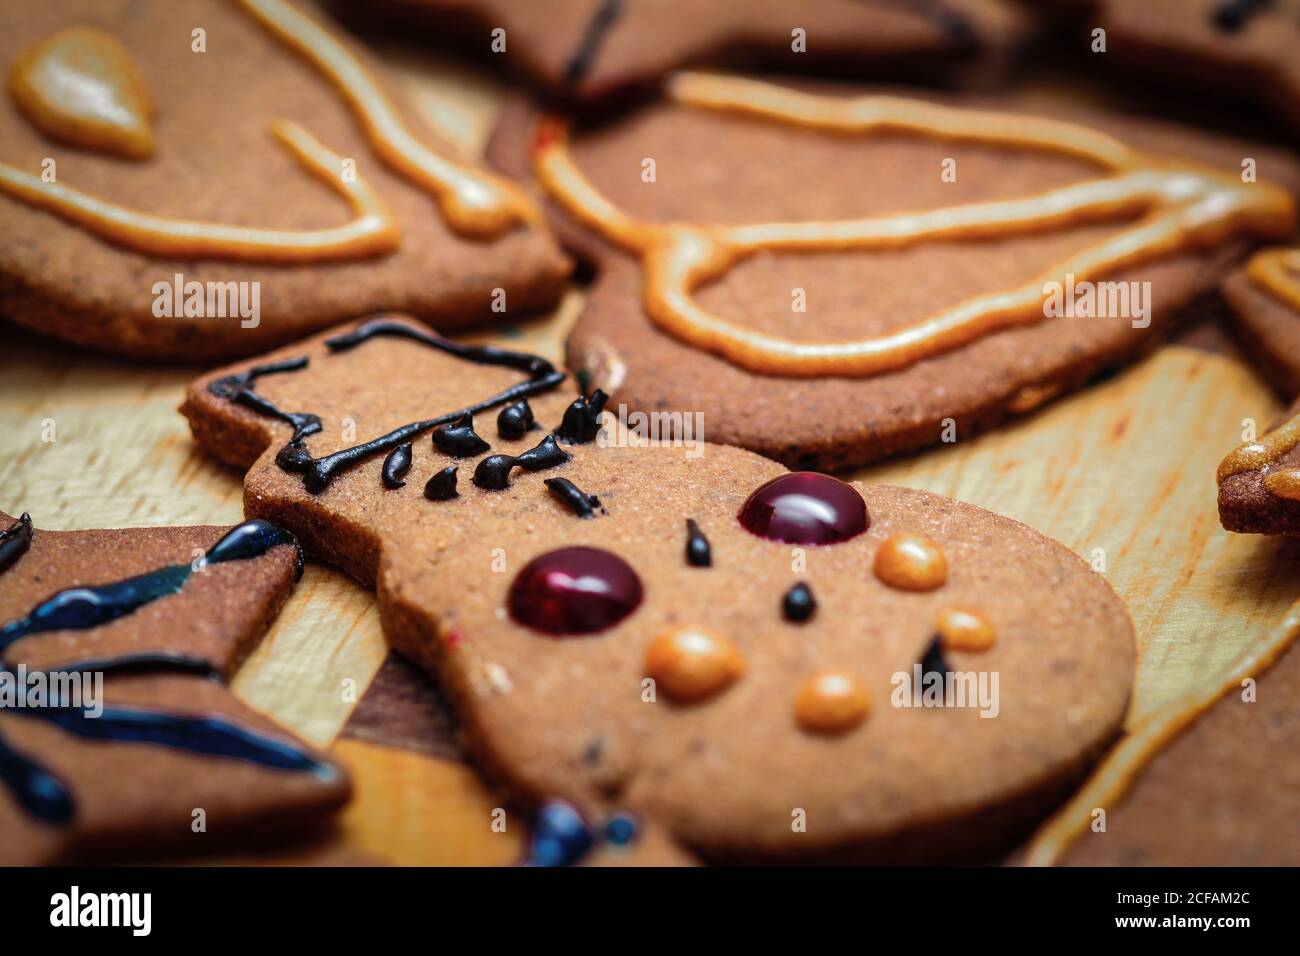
[238,0,538,239]
[534,71,1297,378]
[1263,468,1300,501]
[1022,596,1300,866]
[0,119,398,262]
[1217,418,1300,482]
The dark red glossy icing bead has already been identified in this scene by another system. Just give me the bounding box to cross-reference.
[737,473,868,546]
[508,546,643,635]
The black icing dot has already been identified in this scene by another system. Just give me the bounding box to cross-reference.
[782,582,815,623]
[424,465,459,501]
[919,635,950,679]
[685,519,711,567]
[382,442,413,489]
[432,412,491,458]
[556,390,609,444]
[497,399,536,440]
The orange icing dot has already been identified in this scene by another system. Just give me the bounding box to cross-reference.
[936,607,996,652]
[873,533,948,591]
[8,28,155,159]
[0,0,537,263]
[533,71,1296,378]
[795,671,869,734]
[644,627,745,702]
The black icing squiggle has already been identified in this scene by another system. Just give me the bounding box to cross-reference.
[325,319,556,377]
[0,513,33,575]
[212,318,567,494]
[545,478,603,518]
[563,0,624,85]
[474,436,571,491]
[210,356,322,445]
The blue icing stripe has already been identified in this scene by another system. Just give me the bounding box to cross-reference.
[0,701,337,829]
[0,519,316,829]
[0,730,74,824]
[21,703,337,780]
[0,520,300,652]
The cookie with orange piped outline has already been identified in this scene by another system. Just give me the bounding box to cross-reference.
[1221,248,1300,398]
[1216,248,1300,535]
[0,0,568,361]
[0,511,350,865]
[1070,0,1300,136]
[488,72,1300,470]
[1023,598,1300,866]
[333,0,1032,112]
[182,315,1135,862]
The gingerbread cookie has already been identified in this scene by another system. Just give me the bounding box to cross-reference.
[1072,0,1300,135]
[1222,247,1300,398]
[183,316,1135,862]
[0,511,349,864]
[1217,248,1300,535]
[335,0,1032,111]
[0,0,569,360]
[1025,599,1300,866]
[340,652,695,864]
[487,73,1299,470]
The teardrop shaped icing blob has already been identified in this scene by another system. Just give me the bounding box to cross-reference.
[507,546,642,636]
[9,28,155,159]
[737,473,869,546]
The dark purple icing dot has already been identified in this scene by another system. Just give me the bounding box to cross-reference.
[737,473,868,546]
[507,546,642,636]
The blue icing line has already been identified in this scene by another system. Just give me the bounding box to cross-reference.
[0,730,74,824]
[0,520,300,651]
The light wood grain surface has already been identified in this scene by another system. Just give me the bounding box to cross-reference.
[2,51,1296,865]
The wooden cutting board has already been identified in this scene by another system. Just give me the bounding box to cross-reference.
[1,52,1295,866]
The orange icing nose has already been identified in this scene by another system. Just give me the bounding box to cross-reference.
[795,671,869,734]
[936,607,996,651]
[873,533,948,591]
[9,27,155,159]
[645,627,745,702]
